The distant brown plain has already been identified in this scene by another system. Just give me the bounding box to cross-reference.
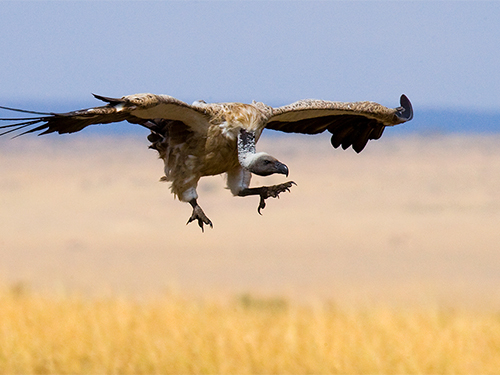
[1,132,500,306]
[1,133,500,373]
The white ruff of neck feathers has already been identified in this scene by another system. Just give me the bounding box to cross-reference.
[239,151,270,169]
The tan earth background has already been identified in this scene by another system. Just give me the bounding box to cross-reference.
[1,132,499,308]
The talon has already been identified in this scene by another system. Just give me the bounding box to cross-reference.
[257,181,295,214]
[238,181,296,215]
[257,197,266,215]
[187,199,213,232]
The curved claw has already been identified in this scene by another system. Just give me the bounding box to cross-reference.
[187,203,213,232]
[256,181,296,215]
[186,216,213,232]
[257,197,266,215]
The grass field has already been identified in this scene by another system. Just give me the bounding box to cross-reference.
[1,133,500,373]
[1,285,500,374]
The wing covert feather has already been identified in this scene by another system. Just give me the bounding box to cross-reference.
[265,95,413,153]
[0,93,211,137]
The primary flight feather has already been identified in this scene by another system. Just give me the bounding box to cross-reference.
[0,93,413,231]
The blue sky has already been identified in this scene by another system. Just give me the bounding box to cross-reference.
[1,1,499,114]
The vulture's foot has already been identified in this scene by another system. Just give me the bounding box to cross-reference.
[187,199,213,232]
[238,181,296,214]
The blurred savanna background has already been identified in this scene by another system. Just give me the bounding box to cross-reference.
[1,1,500,374]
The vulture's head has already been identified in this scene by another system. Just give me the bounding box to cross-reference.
[245,152,289,177]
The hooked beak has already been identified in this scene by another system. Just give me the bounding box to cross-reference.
[276,162,289,177]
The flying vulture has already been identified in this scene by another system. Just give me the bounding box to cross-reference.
[0,93,413,231]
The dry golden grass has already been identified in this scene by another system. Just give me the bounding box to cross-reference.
[1,134,500,373]
[1,285,500,374]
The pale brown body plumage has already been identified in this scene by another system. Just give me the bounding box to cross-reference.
[0,93,413,230]
[152,102,269,201]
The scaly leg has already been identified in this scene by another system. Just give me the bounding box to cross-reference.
[238,181,296,214]
[187,198,213,232]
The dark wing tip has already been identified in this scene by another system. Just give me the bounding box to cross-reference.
[0,105,53,116]
[92,93,124,104]
[396,94,413,122]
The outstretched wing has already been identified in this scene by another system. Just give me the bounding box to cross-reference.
[266,95,413,153]
[0,93,211,137]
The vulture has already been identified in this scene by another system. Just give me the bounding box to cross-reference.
[0,93,413,231]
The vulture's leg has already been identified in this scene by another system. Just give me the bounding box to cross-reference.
[187,198,213,232]
[238,181,296,214]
